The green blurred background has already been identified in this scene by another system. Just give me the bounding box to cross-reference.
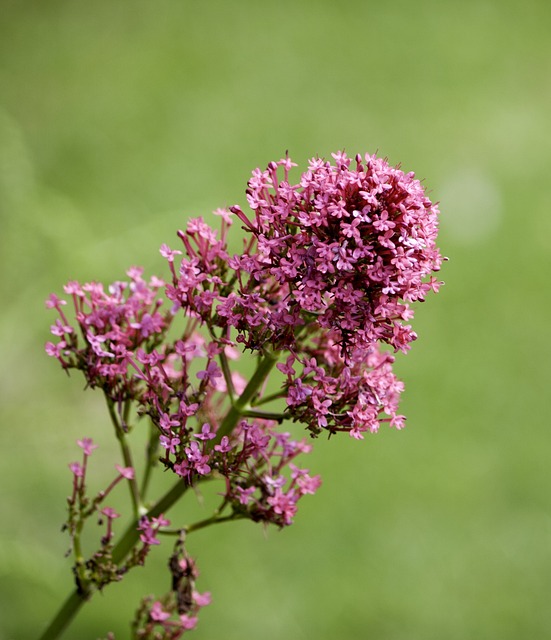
[1,0,550,638]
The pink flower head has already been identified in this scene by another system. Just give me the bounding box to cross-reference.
[68,462,83,477]
[160,435,180,455]
[100,507,120,519]
[231,152,442,359]
[178,614,198,630]
[45,293,67,310]
[159,243,182,263]
[193,590,212,607]
[115,464,135,479]
[150,601,170,622]
[77,438,98,456]
[194,423,215,441]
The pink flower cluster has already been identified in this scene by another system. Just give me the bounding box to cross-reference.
[49,292,321,529]
[132,543,211,639]
[231,151,442,356]
[47,150,442,519]
[46,267,168,402]
[138,514,170,547]
[280,337,405,438]
[215,420,321,526]
[158,151,442,437]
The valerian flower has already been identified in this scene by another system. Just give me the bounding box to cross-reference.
[44,151,443,638]
[229,151,442,357]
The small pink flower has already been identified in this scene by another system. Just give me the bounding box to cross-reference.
[349,425,366,440]
[194,423,215,441]
[193,590,212,607]
[235,486,256,506]
[296,473,322,496]
[179,401,199,417]
[159,243,182,263]
[115,464,135,479]
[151,514,171,528]
[214,436,232,453]
[77,438,98,456]
[267,488,298,525]
[178,614,198,630]
[45,293,67,310]
[138,518,160,546]
[150,601,170,622]
[213,207,233,225]
[45,341,65,358]
[196,360,222,383]
[100,507,120,519]
[160,413,180,431]
[160,435,180,455]
[63,281,83,296]
[68,462,83,477]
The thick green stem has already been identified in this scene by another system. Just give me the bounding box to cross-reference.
[242,409,286,421]
[106,397,142,516]
[140,422,159,501]
[214,348,280,443]
[38,590,90,640]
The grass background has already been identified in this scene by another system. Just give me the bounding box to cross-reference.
[1,0,550,638]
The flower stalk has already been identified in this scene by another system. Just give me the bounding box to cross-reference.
[42,150,443,639]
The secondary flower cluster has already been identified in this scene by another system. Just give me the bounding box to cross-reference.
[129,536,211,639]
[45,267,169,403]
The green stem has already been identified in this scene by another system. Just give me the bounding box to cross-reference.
[140,422,159,501]
[217,348,235,401]
[106,396,142,516]
[38,590,90,640]
[185,512,245,534]
[250,389,287,407]
[242,409,286,421]
[214,348,280,444]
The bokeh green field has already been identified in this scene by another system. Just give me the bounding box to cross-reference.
[1,1,551,638]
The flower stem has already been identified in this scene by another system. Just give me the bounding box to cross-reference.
[105,396,142,517]
[214,348,280,443]
[38,590,90,640]
[140,422,159,501]
[185,511,245,534]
